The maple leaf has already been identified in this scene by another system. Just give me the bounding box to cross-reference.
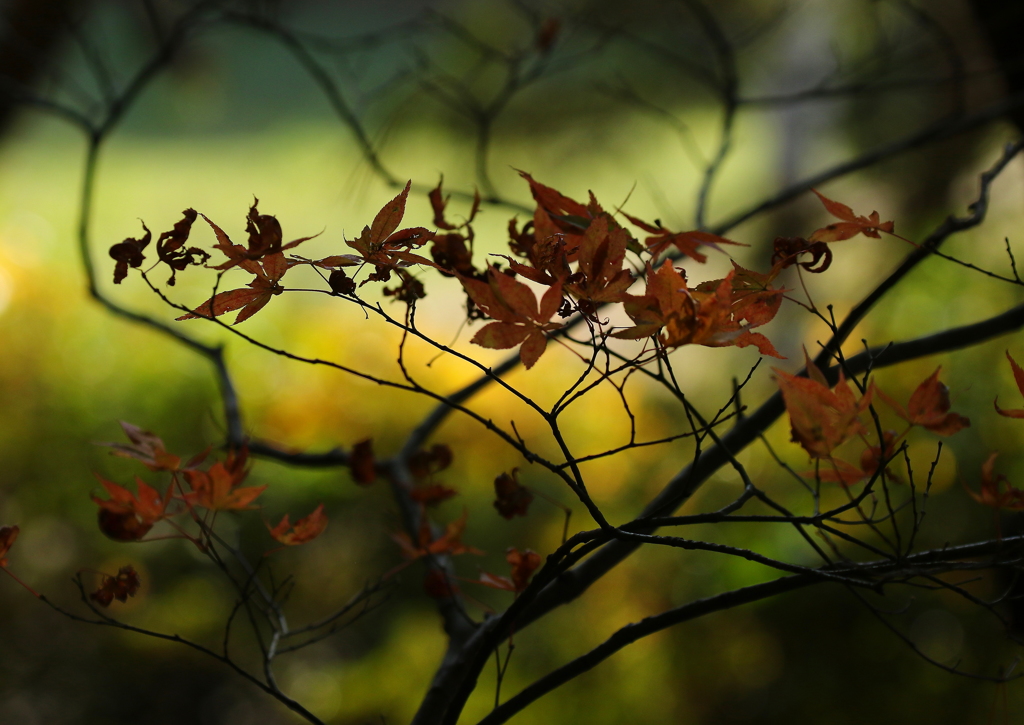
[206,200,316,272]
[459,266,564,369]
[90,565,141,607]
[0,525,18,567]
[176,249,292,324]
[517,171,595,258]
[771,236,833,274]
[97,421,189,472]
[183,461,266,512]
[621,211,745,263]
[334,181,438,283]
[494,469,533,519]
[392,510,483,560]
[566,214,635,307]
[478,547,542,593]
[350,438,376,485]
[154,209,211,285]
[876,368,970,435]
[92,474,173,541]
[109,222,151,284]
[807,189,895,243]
[614,262,783,357]
[774,352,874,459]
[995,351,1024,418]
[966,453,1024,511]
[268,504,328,546]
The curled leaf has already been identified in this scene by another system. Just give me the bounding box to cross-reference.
[90,565,141,607]
[109,223,151,284]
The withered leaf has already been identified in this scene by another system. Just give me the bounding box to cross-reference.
[109,222,151,284]
[90,565,141,607]
[494,469,533,519]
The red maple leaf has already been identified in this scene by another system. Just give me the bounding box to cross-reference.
[267,504,328,546]
[183,460,266,512]
[459,266,564,369]
[807,189,895,243]
[92,474,173,541]
[621,211,745,263]
[876,368,970,435]
[775,352,874,459]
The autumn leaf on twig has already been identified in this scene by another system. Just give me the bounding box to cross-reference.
[92,474,173,542]
[775,352,874,459]
[459,266,564,369]
[876,368,969,435]
[267,504,328,546]
[808,189,895,243]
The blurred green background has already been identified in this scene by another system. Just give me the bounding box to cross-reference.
[2,0,1024,723]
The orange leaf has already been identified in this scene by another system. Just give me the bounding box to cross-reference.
[92,474,173,541]
[184,462,266,512]
[268,504,328,546]
[774,362,873,459]
[808,189,895,242]
[877,368,970,435]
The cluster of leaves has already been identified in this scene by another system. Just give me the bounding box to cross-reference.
[111,171,908,374]
[346,438,546,597]
[776,353,969,487]
[86,422,328,603]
